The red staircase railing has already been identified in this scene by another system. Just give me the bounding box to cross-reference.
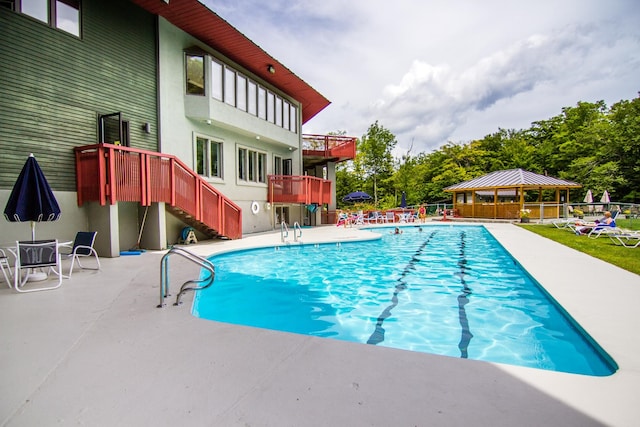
[268,175,332,205]
[74,143,242,239]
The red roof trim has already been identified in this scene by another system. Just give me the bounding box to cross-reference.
[130,0,330,124]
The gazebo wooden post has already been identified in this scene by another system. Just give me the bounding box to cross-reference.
[538,186,542,221]
[519,185,524,216]
[472,190,476,218]
[494,188,498,219]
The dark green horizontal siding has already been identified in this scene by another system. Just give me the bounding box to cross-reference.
[0,0,157,191]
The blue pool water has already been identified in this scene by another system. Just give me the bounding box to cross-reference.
[193,225,616,376]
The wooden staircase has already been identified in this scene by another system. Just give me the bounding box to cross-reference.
[166,205,221,239]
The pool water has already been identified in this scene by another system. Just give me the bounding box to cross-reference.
[193,225,616,376]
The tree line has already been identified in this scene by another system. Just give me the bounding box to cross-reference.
[336,93,640,209]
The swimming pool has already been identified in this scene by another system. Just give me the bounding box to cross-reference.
[193,225,616,376]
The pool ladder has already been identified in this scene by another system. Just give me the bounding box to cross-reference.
[280,221,289,242]
[293,221,302,242]
[280,221,302,243]
[158,246,215,307]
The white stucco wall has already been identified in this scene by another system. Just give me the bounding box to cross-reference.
[0,190,88,246]
[157,18,304,234]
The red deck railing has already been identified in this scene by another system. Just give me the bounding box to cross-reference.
[302,134,357,159]
[74,143,242,239]
[268,175,332,205]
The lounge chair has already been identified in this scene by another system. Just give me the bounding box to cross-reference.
[551,218,574,229]
[609,233,640,248]
[13,239,63,293]
[59,231,101,277]
[586,221,619,239]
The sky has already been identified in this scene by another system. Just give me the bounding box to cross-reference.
[202,0,640,155]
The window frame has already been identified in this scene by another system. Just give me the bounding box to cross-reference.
[194,133,223,180]
[12,0,81,37]
[185,53,206,96]
[237,145,267,185]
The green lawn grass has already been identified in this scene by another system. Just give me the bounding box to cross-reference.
[518,222,640,275]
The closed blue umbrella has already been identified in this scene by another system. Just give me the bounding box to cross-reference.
[4,154,61,240]
[342,191,373,203]
[400,191,407,208]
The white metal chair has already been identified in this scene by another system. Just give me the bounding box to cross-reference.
[59,231,100,277]
[0,248,13,288]
[14,240,63,293]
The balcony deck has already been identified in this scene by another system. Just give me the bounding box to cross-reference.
[302,134,356,168]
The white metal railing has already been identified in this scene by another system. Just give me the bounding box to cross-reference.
[158,246,215,307]
[280,221,289,242]
[293,221,302,242]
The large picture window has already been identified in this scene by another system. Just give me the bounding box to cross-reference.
[195,135,223,179]
[238,147,267,184]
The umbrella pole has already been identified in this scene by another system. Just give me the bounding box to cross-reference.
[27,220,48,281]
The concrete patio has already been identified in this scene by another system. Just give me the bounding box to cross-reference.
[1,223,638,426]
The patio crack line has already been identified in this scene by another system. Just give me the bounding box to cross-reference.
[366,231,437,345]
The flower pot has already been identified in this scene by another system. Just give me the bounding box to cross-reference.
[520,218,530,223]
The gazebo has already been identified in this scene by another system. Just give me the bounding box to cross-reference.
[444,169,581,220]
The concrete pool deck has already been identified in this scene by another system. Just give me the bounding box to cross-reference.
[1,222,638,426]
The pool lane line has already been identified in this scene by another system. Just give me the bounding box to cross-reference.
[456,230,474,358]
[366,231,437,345]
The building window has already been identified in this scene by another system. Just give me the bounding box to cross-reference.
[186,54,205,95]
[238,147,266,184]
[274,156,282,176]
[14,0,80,37]
[274,157,292,176]
[266,92,275,123]
[257,87,266,120]
[195,135,222,179]
[236,74,247,111]
[224,67,236,106]
[257,152,266,183]
[247,81,257,115]
[275,96,282,127]
[283,100,290,130]
[22,0,48,23]
[290,104,298,133]
[56,0,79,36]
[211,59,223,100]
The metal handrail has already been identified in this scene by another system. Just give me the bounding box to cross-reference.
[293,221,302,242]
[158,246,215,307]
[280,221,289,243]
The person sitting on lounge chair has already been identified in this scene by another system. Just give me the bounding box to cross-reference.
[575,211,614,235]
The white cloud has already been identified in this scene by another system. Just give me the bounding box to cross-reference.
[202,0,640,153]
